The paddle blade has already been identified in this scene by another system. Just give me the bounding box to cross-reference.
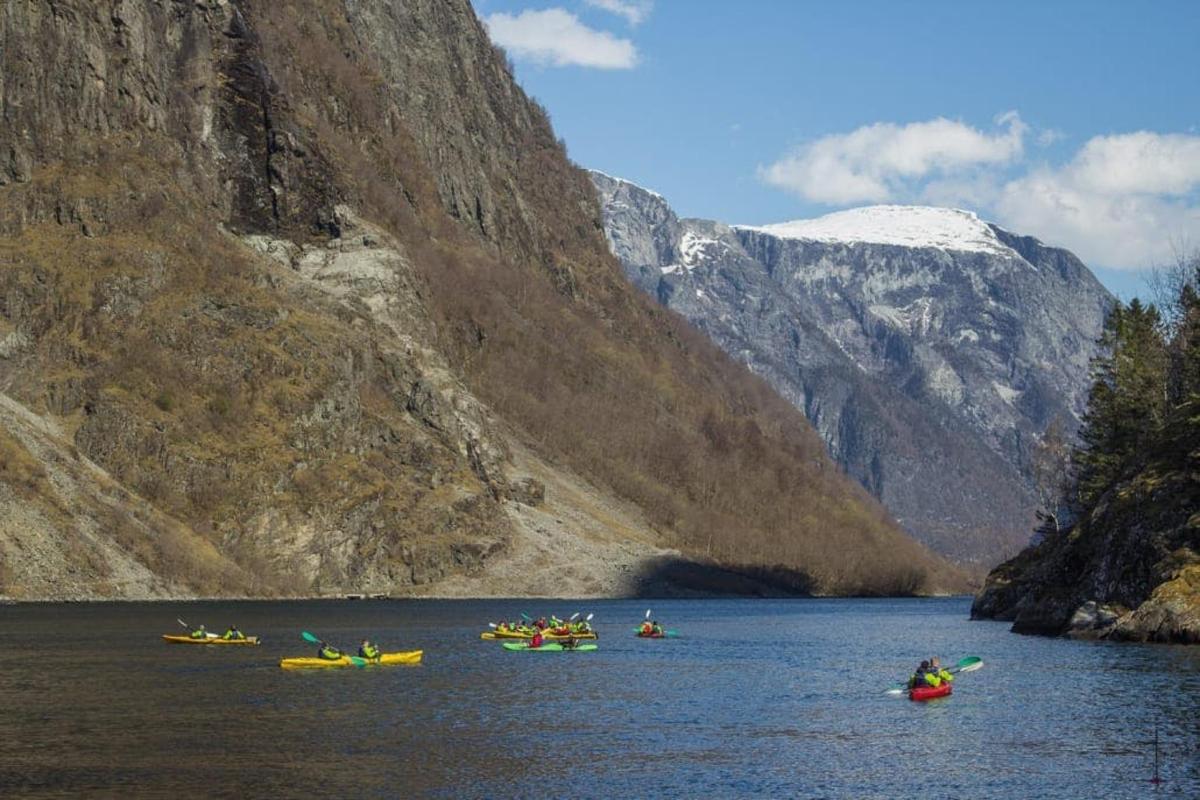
[569,612,580,622]
[645,609,651,620]
[955,656,982,669]
[521,613,532,622]
[488,622,497,628]
[177,619,190,629]
[301,631,321,644]
[348,656,367,667]
[957,660,984,674]
[884,687,906,696]
[586,613,594,621]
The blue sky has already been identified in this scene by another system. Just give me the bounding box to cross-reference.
[472,0,1200,300]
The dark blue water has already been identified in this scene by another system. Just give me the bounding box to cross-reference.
[1,598,1197,798]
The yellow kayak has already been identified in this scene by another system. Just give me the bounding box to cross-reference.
[162,634,260,645]
[279,650,424,669]
[480,630,597,640]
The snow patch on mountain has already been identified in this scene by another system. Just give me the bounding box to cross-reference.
[588,169,665,200]
[663,231,725,275]
[738,205,1013,255]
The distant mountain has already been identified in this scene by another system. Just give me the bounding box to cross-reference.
[592,171,1113,566]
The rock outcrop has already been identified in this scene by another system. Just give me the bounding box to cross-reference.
[592,172,1112,566]
[0,1,958,598]
[971,438,1200,643]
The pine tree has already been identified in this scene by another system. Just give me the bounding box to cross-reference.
[1071,300,1169,508]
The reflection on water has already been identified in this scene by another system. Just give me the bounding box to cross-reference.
[1,598,1197,798]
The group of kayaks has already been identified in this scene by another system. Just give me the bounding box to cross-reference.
[162,614,982,698]
[482,610,682,653]
[160,619,423,670]
[484,611,601,653]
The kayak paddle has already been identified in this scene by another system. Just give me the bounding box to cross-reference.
[884,656,984,695]
[301,630,367,667]
[569,612,580,622]
[178,618,217,638]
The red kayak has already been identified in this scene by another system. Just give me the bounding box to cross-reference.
[909,682,952,701]
[636,632,667,638]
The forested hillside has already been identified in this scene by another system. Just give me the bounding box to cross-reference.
[973,255,1200,641]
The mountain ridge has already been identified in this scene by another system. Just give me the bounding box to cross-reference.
[592,170,1113,567]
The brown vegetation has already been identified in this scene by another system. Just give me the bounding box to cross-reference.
[242,1,959,594]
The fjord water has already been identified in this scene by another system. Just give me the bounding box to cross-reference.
[2,598,1197,799]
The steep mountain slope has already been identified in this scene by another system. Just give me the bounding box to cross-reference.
[0,0,958,599]
[592,172,1112,566]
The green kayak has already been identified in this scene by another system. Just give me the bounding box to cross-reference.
[501,642,597,652]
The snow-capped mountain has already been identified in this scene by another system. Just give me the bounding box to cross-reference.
[591,171,1114,566]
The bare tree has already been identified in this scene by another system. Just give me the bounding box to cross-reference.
[1031,417,1071,539]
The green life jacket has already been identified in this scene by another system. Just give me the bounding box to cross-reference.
[360,644,380,659]
[319,646,341,660]
[190,629,206,639]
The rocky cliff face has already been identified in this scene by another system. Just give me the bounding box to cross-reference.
[0,1,957,599]
[971,434,1200,643]
[592,172,1112,566]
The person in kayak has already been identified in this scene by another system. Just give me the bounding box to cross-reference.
[222,625,244,640]
[640,620,653,636]
[562,636,579,650]
[529,630,545,649]
[317,642,342,660]
[189,625,208,639]
[358,639,380,660]
[534,617,548,630]
[909,660,934,689]
[929,656,954,685]
[651,621,664,637]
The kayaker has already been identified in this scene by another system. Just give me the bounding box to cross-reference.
[190,625,207,639]
[529,630,545,649]
[358,639,380,660]
[651,621,663,636]
[317,642,342,660]
[535,617,547,630]
[909,660,934,689]
[562,636,579,650]
[929,656,954,685]
[640,620,653,636]
[222,625,244,640]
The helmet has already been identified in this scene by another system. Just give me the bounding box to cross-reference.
[919,660,929,669]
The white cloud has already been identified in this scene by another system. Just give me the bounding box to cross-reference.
[759,113,1027,205]
[1035,128,1065,147]
[761,113,1200,269]
[484,8,637,69]
[994,132,1200,268]
[585,0,653,26]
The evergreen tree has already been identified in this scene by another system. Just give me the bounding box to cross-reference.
[1071,300,1169,508]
